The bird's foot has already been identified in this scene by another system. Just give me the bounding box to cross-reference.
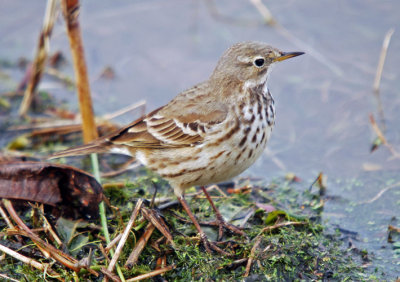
[200,233,231,256]
[204,216,247,241]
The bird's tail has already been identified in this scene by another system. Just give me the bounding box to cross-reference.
[48,140,112,159]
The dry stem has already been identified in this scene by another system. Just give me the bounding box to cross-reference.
[61,0,98,143]
[19,0,58,116]
[107,199,143,273]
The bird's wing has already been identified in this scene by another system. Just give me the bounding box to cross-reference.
[49,82,228,158]
[109,82,228,149]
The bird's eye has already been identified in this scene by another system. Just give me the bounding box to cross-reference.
[254,58,265,67]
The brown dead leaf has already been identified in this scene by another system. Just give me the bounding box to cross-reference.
[0,162,103,219]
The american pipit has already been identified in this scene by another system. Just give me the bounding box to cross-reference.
[51,41,304,254]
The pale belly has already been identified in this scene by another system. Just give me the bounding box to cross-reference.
[139,115,274,195]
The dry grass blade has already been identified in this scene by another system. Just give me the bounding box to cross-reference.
[0,243,61,279]
[101,267,121,282]
[107,199,143,273]
[373,28,395,93]
[126,264,176,282]
[125,223,156,269]
[18,0,58,116]
[61,0,98,143]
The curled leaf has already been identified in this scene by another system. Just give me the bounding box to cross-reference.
[0,162,103,219]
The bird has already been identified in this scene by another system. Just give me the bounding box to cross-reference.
[50,41,304,254]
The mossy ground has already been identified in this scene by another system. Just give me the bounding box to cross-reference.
[0,164,374,281]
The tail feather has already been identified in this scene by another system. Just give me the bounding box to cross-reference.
[49,141,111,159]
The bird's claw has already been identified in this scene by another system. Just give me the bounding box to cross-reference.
[200,233,231,256]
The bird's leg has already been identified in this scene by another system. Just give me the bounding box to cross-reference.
[177,195,230,256]
[201,186,246,241]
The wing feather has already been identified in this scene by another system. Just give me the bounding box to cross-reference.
[106,82,228,149]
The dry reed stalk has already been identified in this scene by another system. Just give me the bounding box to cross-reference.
[18,0,58,116]
[61,0,98,143]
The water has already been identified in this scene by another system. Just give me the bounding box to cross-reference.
[1,0,399,278]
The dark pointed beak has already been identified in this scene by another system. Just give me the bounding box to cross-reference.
[274,51,305,62]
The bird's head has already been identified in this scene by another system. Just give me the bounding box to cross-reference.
[211,41,304,88]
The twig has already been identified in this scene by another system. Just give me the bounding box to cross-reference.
[45,67,75,87]
[125,223,155,269]
[101,267,121,282]
[0,243,60,279]
[34,206,64,247]
[373,28,395,93]
[244,236,262,277]
[108,199,143,273]
[361,181,400,204]
[18,0,58,116]
[126,265,176,282]
[141,208,175,246]
[105,233,123,252]
[0,204,14,229]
